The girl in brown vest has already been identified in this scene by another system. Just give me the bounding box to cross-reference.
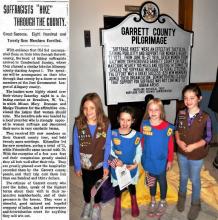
[73,93,111,220]
[175,84,212,220]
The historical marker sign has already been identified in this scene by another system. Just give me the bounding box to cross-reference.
[101,1,193,105]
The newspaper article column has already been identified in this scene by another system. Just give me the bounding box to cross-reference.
[0,1,69,219]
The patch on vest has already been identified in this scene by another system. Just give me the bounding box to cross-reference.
[80,153,92,169]
[180,110,186,115]
[167,128,173,136]
[115,150,122,155]
[197,115,204,122]
[135,137,140,145]
[144,131,153,136]
[178,120,185,129]
[79,131,91,140]
[113,138,121,145]
[143,126,152,135]
[178,110,186,120]
[96,131,106,139]
[142,125,151,133]
[178,115,186,120]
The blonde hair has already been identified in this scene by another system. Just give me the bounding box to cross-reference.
[75,92,108,129]
[143,98,165,120]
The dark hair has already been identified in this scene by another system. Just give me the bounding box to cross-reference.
[182,83,202,98]
[118,106,135,120]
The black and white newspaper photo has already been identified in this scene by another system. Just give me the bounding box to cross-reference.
[0,0,69,219]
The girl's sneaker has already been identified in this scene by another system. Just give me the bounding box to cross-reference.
[91,204,101,220]
[147,201,156,217]
[81,202,92,219]
[156,200,167,216]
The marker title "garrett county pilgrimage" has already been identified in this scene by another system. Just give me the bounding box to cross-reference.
[121,27,176,44]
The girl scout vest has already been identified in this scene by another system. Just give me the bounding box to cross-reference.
[77,121,109,170]
[177,110,209,160]
[110,129,142,180]
[141,120,174,175]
